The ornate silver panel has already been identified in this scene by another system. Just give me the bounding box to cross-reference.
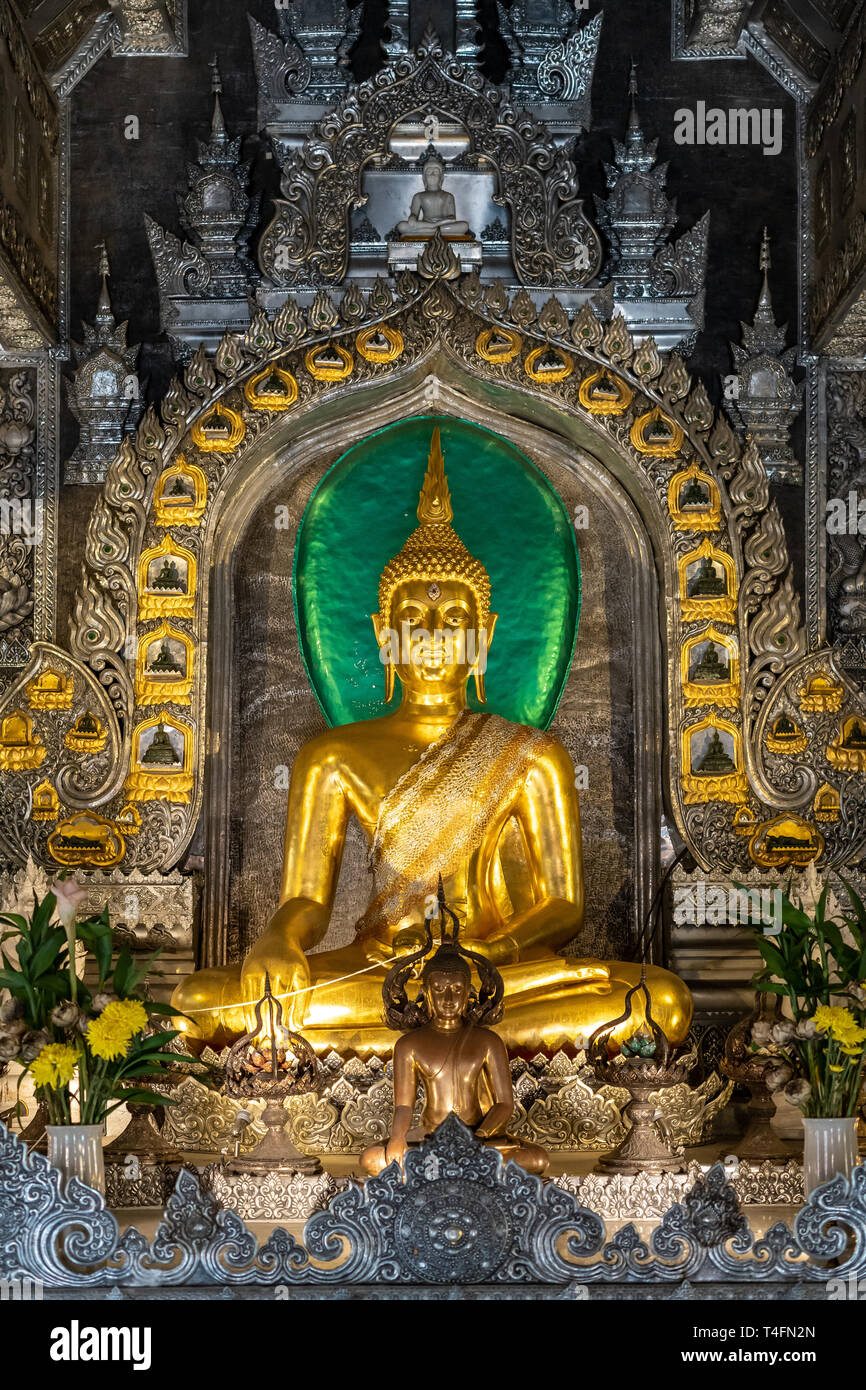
[2,1116,866,1287]
[258,32,602,287]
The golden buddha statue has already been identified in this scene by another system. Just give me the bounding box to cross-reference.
[172,429,692,1055]
[361,893,548,1176]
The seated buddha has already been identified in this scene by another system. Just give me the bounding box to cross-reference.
[361,896,548,1176]
[395,155,471,239]
[172,429,692,1056]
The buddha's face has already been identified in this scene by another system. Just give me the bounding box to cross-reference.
[423,161,444,191]
[424,968,470,1023]
[372,577,496,697]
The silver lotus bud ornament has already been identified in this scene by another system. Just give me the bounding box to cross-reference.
[764,1062,794,1093]
[51,1001,83,1030]
[770,1020,795,1046]
[783,1078,811,1106]
[751,1019,773,1047]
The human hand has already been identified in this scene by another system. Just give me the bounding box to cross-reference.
[391,927,429,958]
[467,933,519,966]
[384,1135,409,1168]
[558,956,611,990]
[240,928,311,1032]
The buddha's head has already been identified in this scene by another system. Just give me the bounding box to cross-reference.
[422,155,445,191]
[422,945,471,1026]
[372,428,497,703]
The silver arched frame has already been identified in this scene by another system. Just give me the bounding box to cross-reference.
[201,355,670,968]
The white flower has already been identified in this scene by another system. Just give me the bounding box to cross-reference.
[795,1018,818,1039]
[50,1001,83,1030]
[751,1020,773,1046]
[764,1062,794,1093]
[783,1078,811,1106]
[771,1021,795,1046]
[51,876,87,928]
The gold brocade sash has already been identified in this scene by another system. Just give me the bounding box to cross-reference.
[355,710,550,937]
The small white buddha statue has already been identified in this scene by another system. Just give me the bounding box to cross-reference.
[396,154,471,239]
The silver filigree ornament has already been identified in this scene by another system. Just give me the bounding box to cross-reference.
[258,32,602,289]
[3,1117,866,1288]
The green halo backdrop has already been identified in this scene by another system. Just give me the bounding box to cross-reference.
[293,416,581,729]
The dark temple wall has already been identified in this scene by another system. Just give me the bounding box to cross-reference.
[59,1,804,630]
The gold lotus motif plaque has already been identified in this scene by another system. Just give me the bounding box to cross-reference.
[126,711,194,805]
[31,779,60,822]
[138,535,196,622]
[667,462,721,532]
[190,401,245,453]
[64,711,108,753]
[0,710,46,770]
[115,802,142,836]
[826,715,866,772]
[679,539,737,625]
[524,344,574,382]
[243,365,299,410]
[732,805,758,837]
[305,343,353,381]
[154,459,207,528]
[135,621,194,707]
[26,669,74,710]
[681,716,748,805]
[630,407,684,457]
[356,325,404,364]
[476,326,522,364]
[765,713,808,756]
[681,625,739,709]
[577,368,633,415]
[813,782,840,823]
[798,672,844,713]
[48,812,125,868]
[748,814,824,869]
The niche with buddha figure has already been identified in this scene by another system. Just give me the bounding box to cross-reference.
[127,713,194,804]
[135,623,194,706]
[681,717,748,805]
[679,540,737,624]
[681,627,739,708]
[154,459,207,528]
[138,536,196,621]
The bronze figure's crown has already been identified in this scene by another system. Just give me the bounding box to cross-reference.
[382,876,504,1030]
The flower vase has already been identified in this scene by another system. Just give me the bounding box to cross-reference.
[802,1117,859,1196]
[46,1123,105,1196]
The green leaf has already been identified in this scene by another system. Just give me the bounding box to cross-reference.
[110,946,134,997]
[29,927,67,979]
[76,919,112,983]
[32,893,56,934]
[0,913,28,932]
[112,1088,173,1107]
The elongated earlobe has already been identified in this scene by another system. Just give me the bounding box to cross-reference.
[473,667,486,704]
[384,659,395,703]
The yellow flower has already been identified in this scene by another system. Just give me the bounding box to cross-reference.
[812,1005,866,1045]
[105,999,149,1035]
[29,1042,78,1089]
[86,999,148,1061]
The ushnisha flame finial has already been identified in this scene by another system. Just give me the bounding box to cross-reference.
[417,426,453,526]
[376,426,491,623]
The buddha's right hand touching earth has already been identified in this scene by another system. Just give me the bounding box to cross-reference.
[240,901,317,1031]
